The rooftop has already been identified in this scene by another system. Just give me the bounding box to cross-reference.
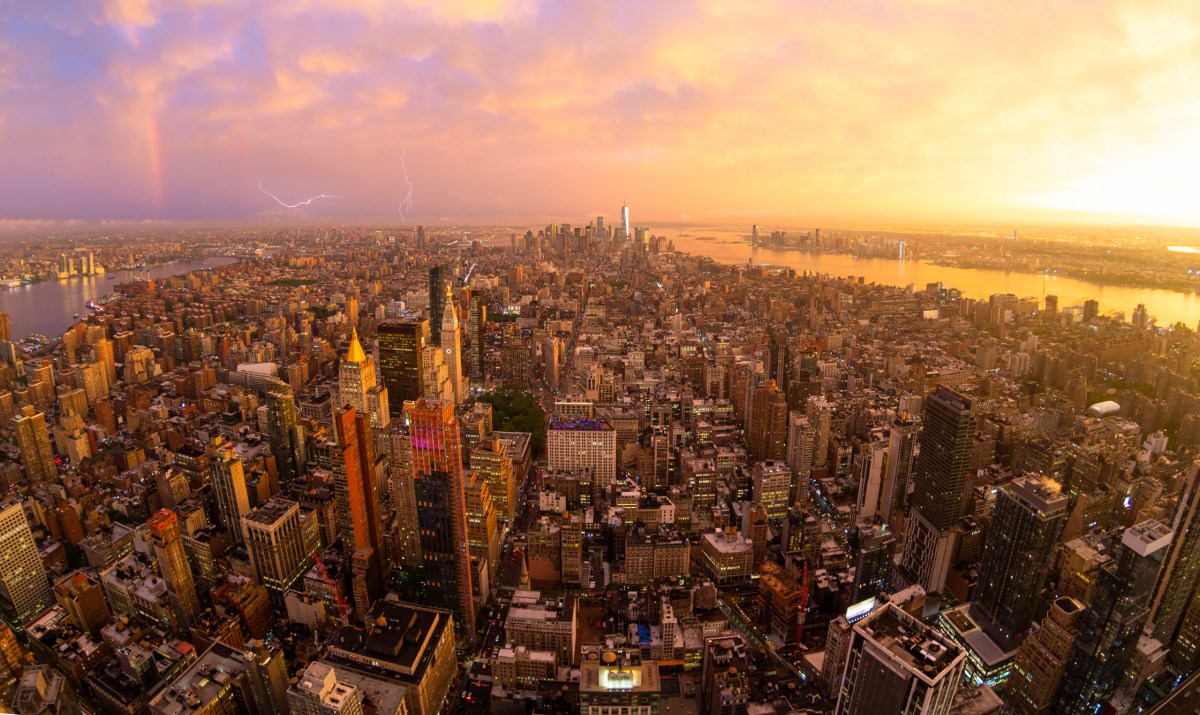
[856,603,963,682]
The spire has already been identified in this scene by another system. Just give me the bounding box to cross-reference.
[346,328,367,363]
[441,299,459,329]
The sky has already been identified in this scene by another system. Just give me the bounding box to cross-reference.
[2,0,1200,227]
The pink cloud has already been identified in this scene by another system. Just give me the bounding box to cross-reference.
[0,0,1198,225]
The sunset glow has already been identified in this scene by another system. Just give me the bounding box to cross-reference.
[2,1,1199,225]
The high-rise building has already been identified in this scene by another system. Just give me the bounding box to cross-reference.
[806,396,832,468]
[404,398,476,641]
[467,295,487,381]
[384,427,421,569]
[0,313,8,343]
[440,300,465,404]
[242,497,312,605]
[621,203,630,240]
[324,599,457,715]
[147,509,201,631]
[835,603,965,715]
[93,336,117,387]
[547,419,617,500]
[1055,520,1171,714]
[266,384,305,486]
[0,497,52,626]
[1003,597,1086,715]
[881,414,919,525]
[287,662,365,715]
[752,461,792,521]
[542,335,560,392]
[909,386,974,530]
[207,437,250,545]
[747,380,788,462]
[150,640,291,715]
[972,476,1067,647]
[470,437,515,530]
[338,329,389,429]
[428,265,450,346]
[1147,461,1200,648]
[851,524,896,603]
[898,386,973,593]
[786,412,815,507]
[332,406,384,616]
[499,328,530,390]
[378,319,427,412]
[1044,294,1058,321]
[465,472,499,587]
[766,331,791,392]
[13,406,55,484]
[52,571,111,639]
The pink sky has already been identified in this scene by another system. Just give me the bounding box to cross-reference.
[2,0,1199,227]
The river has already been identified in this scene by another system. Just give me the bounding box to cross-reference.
[0,257,241,341]
[667,231,1200,328]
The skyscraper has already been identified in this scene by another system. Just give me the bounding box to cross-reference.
[1146,461,1200,647]
[909,386,974,530]
[0,497,52,626]
[972,476,1067,647]
[806,395,832,468]
[547,418,617,500]
[880,414,919,525]
[147,509,201,631]
[470,437,515,529]
[467,295,487,381]
[851,524,896,603]
[266,384,305,486]
[385,426,422,569]
[12,406,55,484]
[242,497,312,605]
[785,412,815,507]
[835,602,965,715]
[621,203,630,240]
[332,406,385,616]
[747,379,788,462]
[428,264,450,346]
[1004,597,1086,715]
[1054,520,1171,714]
[766,331,791,392]
[93,336,117,388]
[898,386,973,593]
[440,300,465,404]
[499,327,530,390]
[378,319,427,412]
[404,397,476,641]
[465,472,499,587]
[207,437,250,545]
[339,329,389,429]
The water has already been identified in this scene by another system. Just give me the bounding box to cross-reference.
[0,257,241,341]
[668,231,1200,328]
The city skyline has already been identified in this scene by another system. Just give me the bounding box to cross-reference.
[2,2,1200,227]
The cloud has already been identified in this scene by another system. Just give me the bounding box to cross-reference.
[0,0,1198,225]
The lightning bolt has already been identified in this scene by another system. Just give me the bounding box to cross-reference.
[398,149,414,223]
[258,180,345,208]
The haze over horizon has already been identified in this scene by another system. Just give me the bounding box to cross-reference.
[3,1,1200,228]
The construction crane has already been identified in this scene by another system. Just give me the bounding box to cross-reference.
[311,551,350,626]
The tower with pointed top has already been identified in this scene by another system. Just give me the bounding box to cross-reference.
[339,329,390,429]
[441,301,466,404]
